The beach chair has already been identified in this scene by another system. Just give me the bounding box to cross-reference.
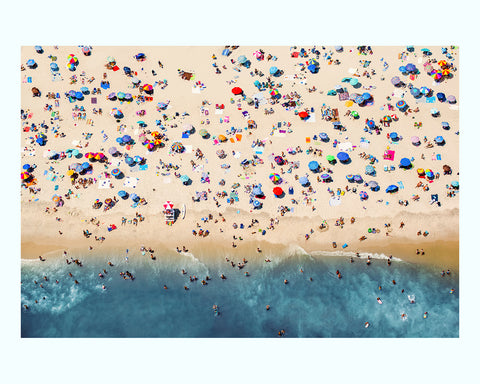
[384,165,389,172]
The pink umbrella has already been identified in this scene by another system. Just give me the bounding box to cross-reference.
[163,201,174,210]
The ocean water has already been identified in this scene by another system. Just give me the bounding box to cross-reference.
[21,248,459,337]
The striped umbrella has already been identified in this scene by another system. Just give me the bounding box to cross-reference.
[171,142,185,153]
[442,69,451,77]
[359,191,368,200]
[269,173,281,184]
[396,100,406,109]
[111,168,121,177]
[21,172,31,180]
[431,71,442,81]
[438,60,447,67]
[346,174,354,181]
[143,84,153,92]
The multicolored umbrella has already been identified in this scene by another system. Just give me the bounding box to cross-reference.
[269,173,281,184]
[359,191,368,200]
[21,172,31,180]
[111,168,121,177]
[396,100,406,109]
[438,60,447,67]
[163,201,174,210]
[171,142,185,153]
[442,69,451,77]
[143,84,153,92]
[431,71,442,81]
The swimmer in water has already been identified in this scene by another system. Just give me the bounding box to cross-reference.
[163,285,168,290]
[184,286,189,290]
[364,322,370,328]
[220,274,226,280]
[266,305,270,311]
[392,280,396,285]
[284,279,288,284]
[423,312,428,319]
[102,285,106,290]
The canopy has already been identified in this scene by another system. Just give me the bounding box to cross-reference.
[232,87,243,95]
[308,161,319,171]
[273,187,283,196]
[400,158,411,168]
[386,185,399,193]
[336,152,350,162]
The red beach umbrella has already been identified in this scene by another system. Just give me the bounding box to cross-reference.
[298,111,309,119]
[273,187,283,196]
[231,87,243,95]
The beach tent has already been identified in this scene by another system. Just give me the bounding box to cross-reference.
[336,152,350,163]
[308,161,320,172]
[399,158,412,169]
[386,185,399,193]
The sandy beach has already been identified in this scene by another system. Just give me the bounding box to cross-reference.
[21,45,459,274]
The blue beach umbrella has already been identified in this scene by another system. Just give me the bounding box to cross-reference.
[386,185,399,193]
[179,174,190,183]
[355,95,364,104]
[130,193,140,202]
[435,136,445,144]
[81,162,90,170]
[27,59,36,67]
[118,190,128,198]
[125,156,134,165]
[117,92,126,99]
[353,175,363,183]
[269,66,278,75]
[405,63,416,73]
[336,152,350,163]
[308,160,320,172]
[451,181,459,188]
[399,66,407,73]
[420,86,430,96]
[50,62,59,71]
[362,92,371,101]
[134,155,143,163]
[399,158,411,168]
[319,132,329,141]
[307,64,317,73]
[252,200,261,208]
[366,119,375,128]
[389,132,398,141]
[350,78,359,86]
[238,55,247,64]
[436,92,446,102]
[122,135,132,143]
[35,45,43,53]
[80,86,89,94]
[23,164,31,170]
[75,91,84,100]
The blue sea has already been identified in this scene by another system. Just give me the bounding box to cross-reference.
[21,248,459,337]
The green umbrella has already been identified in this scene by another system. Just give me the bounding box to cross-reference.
[326,155,335,162]
[180,175,190,183]
[351,111,359,117]
[350,78,359,86]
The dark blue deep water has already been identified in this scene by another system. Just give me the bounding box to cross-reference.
[21,249,459,337]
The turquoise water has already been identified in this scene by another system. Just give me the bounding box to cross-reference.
[21,250,458,337]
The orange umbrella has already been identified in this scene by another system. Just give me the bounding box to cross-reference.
[52,195,61,203]
[95,153,102,160]
[442,69,451,76]
[154,139,162,146]
[218,135,227,142]
[152,131,159,137]
[438,60,447,67]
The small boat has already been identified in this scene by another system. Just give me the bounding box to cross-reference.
[181,203,186,219]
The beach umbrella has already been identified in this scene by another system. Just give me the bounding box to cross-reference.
[435,136,445,144]
[50,62,59,71]
[410,88,421,97]
[424,63,434,73]
[354,175,363,183]
[399,66,407,73]
[111,168,121,177]
[218,135,227,142]
[298,111,309,119]
[426,170,434,179]
[335,46,343,52]
[359,191,368,200]
[321,173,332,181]
[52,195,61,203]
[365,165,375,175]
[274,156,284,165]
[432,71,442,81]
[134,155,143,163]
[350,110,359,118]
[367,180,378,190]
[383,115,392,123]
[417,168,425,176]
[157,102,168,110]
[163,201,174,210]
[118,190,127,198]
[270,89,280,97]
[308,161,320,171]
[362,92,371,101]
[35,45,43,53]
[366,119,375,128]
[75,91,84,100]
[400,158,411,168]
[389,132,398,141]
[269,173,282,184]
[108,92,116,100]
[386,185,399,193]
[269,66,278,75]
[430,108,439,116]
[80,86,89,94]
[124,93,133,101]
[442,122,450,130]
[396,100,406,110]
[66,62,76,71]
[238,55,247,64]
[438,60,447,67]
[143,84,153,92]
[355,95,364,104]
[451,181,459,189]
[349,78,359,86]
[336,152,350,163]
[131,193,140,202]
[273,187,283,196]
[68,90,76,98]
[421,48,431,53]
[105,198,113,206]
[21,171,31,180]
[436,92,446,102]
[346,174,354,182]
[66,169,75,177]
[447,95,456,104]
[171,142,185,153]
[327,90,337,96]
[117,92,126,99]
[179,174,190,183]
[122,135,132,143]
[405,63,416,73]
[252,200,261,208]
[82,46,90,55]
[125,156,134,165]
[135,53,146,61]
[442,69,451,77]
[199,129,208,137]
[23,164,32,171]
[111,108,123,118]
[81,162,90,170]
[342,77,351,83]
[231,87,243,95]
[319,132,329,141]
[420,86,430,96]
[299,176,309,186]
[443,165,451,173]
[307,64,317,73]
[411,136,420,145]
[107,56,115,63]
[391,76,401,86]
[326,155,336,164]
[108,147,118,155]
[132,76,140,84]
[27,59,36,67]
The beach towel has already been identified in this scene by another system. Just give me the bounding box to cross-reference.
[91,97,97,104]
[123,177,138,188]
[397,181,404,189]
[192,87,201,94]
[235,134,242,142]
[426,97,435,103]
[184,145,193,153]
[139,164,148,171]
[306,137,311,143]
[98,180,111,189]
[436,154,441,160]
